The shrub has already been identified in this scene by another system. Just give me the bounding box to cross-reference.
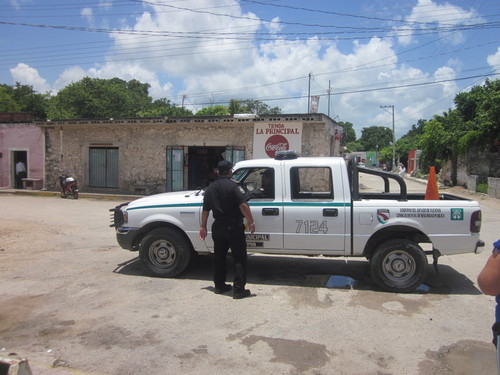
[477,182,488,194]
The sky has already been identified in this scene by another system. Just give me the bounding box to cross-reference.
[1,0,499,139]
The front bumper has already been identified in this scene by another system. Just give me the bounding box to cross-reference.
[116,227,140,251]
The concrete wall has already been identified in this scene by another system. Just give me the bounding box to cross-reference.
[41,114,339,194]
[488,177,500,199]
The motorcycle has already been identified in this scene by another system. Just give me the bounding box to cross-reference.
[59,172,79,199]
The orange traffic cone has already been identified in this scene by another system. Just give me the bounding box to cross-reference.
[425,166,439,200]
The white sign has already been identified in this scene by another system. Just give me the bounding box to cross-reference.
[253,122,303,158]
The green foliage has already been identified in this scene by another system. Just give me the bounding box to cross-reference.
[345,141,364,153]
[378,146,393,164]
[227,99,281,115]
[196,105,230,116]
[0,85,21,112]
[137,98,192,117]
[1,77,284,120]
[477,182,488,194]
[417,79,500,172]
[338,121,356,145]
[0,82,49,119]
[47,77,152,119]
[359,126,393,151]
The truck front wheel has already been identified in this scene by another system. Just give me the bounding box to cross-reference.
[370,239,428,293]
[139,228,191,277]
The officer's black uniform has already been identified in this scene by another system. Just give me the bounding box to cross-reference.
[203,171,249,294]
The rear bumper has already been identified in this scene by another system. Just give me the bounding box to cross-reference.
[475,239,485,254]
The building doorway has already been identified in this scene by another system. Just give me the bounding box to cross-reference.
[166,146,246,192]
[187,146,226,190]
[13,150,27,188]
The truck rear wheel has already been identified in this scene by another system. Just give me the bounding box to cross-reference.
[370,239,428,293]
[139,228,191,277]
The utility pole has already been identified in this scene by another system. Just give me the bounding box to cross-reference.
[380,105,395,171]
[327,80,332,117]
[307,73,312,113]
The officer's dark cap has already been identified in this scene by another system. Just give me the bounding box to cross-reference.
[217,160,233,174]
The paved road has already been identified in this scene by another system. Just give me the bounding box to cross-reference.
[0,176,499,375]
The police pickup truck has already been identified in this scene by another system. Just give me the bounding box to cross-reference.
[110,151,484,292]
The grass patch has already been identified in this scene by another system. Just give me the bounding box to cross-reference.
[477,182,488,194]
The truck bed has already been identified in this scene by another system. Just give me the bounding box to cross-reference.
[349,161,471,202]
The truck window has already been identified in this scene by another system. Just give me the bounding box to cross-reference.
[233,167,275,200]
[291,167,333,200]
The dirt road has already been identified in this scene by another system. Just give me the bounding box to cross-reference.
[0,178,499,375]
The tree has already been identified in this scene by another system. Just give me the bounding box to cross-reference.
[454,78,500,152]
[338,121,356,145]
[417,110,464,177]
[344,141,364,153]
[137,98,193,117]
[196,105,230,116]
[393,119,426,167]
[227,99,282,115]
[358,126,393,151]
[0,82,49,119]
[47,77,152,119]
[0,85,20,112]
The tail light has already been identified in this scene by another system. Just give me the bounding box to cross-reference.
[470,210,482,233]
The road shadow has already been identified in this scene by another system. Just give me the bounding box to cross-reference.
[113,253,481,296]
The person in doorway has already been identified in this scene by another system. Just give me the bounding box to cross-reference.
[478,240,500,352]
[199,160,256,299]
[15,160,27,188]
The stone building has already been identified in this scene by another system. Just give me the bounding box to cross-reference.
[38,113,341,195]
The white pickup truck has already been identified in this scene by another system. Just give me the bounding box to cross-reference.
[110,152,484,292]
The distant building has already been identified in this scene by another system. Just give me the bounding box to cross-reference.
[408,149,421,174]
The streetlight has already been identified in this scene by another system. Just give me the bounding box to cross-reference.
[380,105,395,171]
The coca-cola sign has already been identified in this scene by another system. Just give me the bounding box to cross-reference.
[265,135,289,158]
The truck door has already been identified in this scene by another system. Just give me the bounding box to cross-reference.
[235,167,284,250]
[283,165,347,254]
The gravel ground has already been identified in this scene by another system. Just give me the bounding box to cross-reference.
[0,177,499,375]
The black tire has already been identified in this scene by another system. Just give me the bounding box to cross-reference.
[369,239,428,293]
[139,228,191,277]
[71,185,79,199]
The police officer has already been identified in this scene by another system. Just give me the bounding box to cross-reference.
[199,160,255,299]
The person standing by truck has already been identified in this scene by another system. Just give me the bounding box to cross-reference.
[478,239,500,373]
[199,160,256,299]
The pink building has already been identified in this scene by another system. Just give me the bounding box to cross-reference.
[0,113,45,189]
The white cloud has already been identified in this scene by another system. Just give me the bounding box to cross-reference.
[108,0,260,76]
[9,63,51,93]
[265,17,282,34]
[487,47,500,73]
[9,0,28,10]
[37,0,464,138]
[81,7,94,26]
[98,1,113,10]
[397,0,481,46]
[88,62,174,98]
[53,66,87,92]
